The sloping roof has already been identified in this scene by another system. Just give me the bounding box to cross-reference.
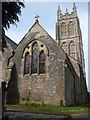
[15,21,57,49]
[4,35,17,50]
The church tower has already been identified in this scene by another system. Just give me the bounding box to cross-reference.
[56,3,88,103]
[56,3,85,76]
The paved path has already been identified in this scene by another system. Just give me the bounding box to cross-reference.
[4,110,71,120]
[71,113,88,120]
[4,110,89,120]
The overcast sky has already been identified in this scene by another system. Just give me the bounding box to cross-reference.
[5,2,89,91]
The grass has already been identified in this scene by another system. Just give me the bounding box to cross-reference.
[5,102,89,115]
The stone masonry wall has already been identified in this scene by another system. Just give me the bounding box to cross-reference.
[65,61,75,106]
[13,22,67,105]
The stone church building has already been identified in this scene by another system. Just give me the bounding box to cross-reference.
[2,3,88,106]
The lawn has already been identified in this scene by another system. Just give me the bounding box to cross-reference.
[5,102,89,115]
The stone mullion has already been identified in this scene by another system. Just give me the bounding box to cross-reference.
[29,45,32,76]
[22,58,25,76]
[45,55,48,76]
[37,48,40,75]
[29,54,32,76]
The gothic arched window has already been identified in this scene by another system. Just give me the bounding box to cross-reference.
[69,41,75,58]
[39,51,45,74]
[68,21,74,36]
[61,22,67,37]
[62,42,68,53]
[31,42,38,74]
[23,41,47,76]
[24,52,30,74]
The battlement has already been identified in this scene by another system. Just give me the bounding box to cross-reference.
[57,3,77,21]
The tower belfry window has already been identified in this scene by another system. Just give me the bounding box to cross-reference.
[62,42,67,53]
[69,21,74,36]
[61,22,67,38]
[69,41,76,58]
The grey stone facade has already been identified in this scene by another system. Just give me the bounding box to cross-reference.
[2,4,88,106]
[56,3,87,104]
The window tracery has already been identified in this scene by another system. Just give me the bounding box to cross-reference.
[23,41,47,75]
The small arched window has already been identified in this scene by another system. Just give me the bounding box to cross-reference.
[62,42,68,53]
[39,51,45,74]
[61,22,67,37]
[69,41,75,58]
[68,21,74,36]
[24,52,30,74]
[31,42,38,74]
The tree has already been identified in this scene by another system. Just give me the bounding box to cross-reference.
[2,1,25,51]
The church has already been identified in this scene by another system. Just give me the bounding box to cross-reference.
[2,3,88,106]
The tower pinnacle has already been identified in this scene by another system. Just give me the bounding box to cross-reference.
[66,8,68,14]
[57,6,61,21]
[73,2,77,16]
[58,6,60,11]
[73,2,76,8]
[73,3,77,11]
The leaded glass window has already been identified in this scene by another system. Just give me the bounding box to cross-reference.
[24,41,47,75]
[39,51,45,74]
[31,42,38,74]
[24,52,30,74]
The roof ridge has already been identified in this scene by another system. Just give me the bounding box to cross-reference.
[15,21,56,50]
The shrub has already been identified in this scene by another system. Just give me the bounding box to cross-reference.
[42,101,46,107]
[60,100,64,107]
[31,103,41,107]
